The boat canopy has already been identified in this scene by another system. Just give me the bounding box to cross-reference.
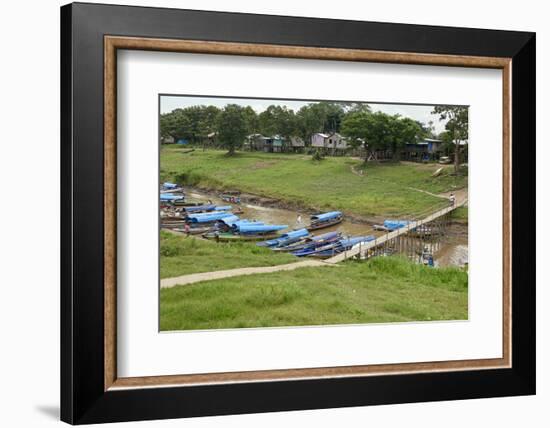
[162,182,178,189]
[257,228,309,247]
[236,224,288,234]
[214,205,232,211]
[383,220,411,231]
[280,228,309,240]
[229,220,266,231]
[160,193,184,201]
[216,215,239,224]
[187,212,234,223]
[311,211,342,222]
[184,204,216,213]
[311,231,340,241]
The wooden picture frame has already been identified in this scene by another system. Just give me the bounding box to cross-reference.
[61,2,535,424]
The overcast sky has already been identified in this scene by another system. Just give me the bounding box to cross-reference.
[160,95,450,134]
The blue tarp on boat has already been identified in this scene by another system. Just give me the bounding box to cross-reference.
[232,220,264,227]
[294,235,375,257]
[236,224,288,234]
[214,205,232,211]
[257,228,309,247]
[184,204,216,213]
[160,193,184,201]
[311,231,340,241]
[383,220,411,231]
[217,215,240,225]
[311,211,342,222]
[187,212,234,223]
[162,182,178,189]
[228,220,264,230]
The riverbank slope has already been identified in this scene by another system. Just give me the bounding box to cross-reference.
[161,148,467,220]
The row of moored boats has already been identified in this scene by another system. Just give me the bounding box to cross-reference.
[159,182,376,257]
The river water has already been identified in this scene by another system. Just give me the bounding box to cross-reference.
[186,190,468,268]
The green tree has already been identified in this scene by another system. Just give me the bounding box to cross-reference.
[432,106,468,173]
[340,111,370,161]
[296,102,345,146]
[341,111,424,163]
[160,105,221,145]
[241,106,259,135]
[216,104,248,155]
[388,116,424,161]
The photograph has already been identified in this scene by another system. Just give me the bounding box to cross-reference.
[158,95,469,331]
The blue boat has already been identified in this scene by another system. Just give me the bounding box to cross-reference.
[216,215,241,226]
[162,182,178,190]
[183,204,216,213]
[383,220,411,231]
[274,231,341,252]
[234,224,288,235]
[308,211,343,230]
[187,211,234,223]
[184,204,232,214]
[256,228,309,247]
[294,235,375,258]
[160,193,184,201]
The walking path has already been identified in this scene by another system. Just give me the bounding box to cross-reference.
[161,259,334,288]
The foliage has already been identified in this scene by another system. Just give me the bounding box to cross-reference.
[294,102,346,144]
[258,105,297,142]
[216,104,248,155]
[432,106,468,173]
[160,256,468,330]
[341,111,424,162]
[160,105,221,143]
[311,149,325,162]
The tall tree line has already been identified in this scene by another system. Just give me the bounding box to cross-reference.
[160,101,465,161]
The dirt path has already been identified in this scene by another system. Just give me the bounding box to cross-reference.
[161,260,335,289]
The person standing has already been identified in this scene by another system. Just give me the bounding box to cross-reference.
[449,193,456,206]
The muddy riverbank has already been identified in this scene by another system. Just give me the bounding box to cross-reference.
[183,188,468,267]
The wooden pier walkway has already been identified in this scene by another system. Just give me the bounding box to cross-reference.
[325,200,467,264]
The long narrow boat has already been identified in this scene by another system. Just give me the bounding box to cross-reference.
[232,223,288,235]
[383,219,411,231]
[160,193,185,202]
[183,204,232,214]
[305,236,376,258]
[171,226,213,235]
[273,231,341,252]
[186,211,234,224]
[202,232,279,241]
[292,240,342,257]
[307,211,343,231]
[256,228,309,248]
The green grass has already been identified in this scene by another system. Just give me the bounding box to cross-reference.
[160,231,297,278]
[160,148,467,219]
[160,256,468,331]
[452,206,469,223]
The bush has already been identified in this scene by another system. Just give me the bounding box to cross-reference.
[311,150,325,162]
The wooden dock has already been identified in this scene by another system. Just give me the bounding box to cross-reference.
[325,200,466,264]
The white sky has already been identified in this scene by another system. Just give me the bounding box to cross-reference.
[160,95,451,134]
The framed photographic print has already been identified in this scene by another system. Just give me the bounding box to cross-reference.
[60,2,535,424]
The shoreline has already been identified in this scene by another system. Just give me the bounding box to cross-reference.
[184,185,468,228]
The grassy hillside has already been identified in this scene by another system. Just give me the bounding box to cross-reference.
[160,256,468,331]
[160,148,467,219]
[160,231,296,278]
